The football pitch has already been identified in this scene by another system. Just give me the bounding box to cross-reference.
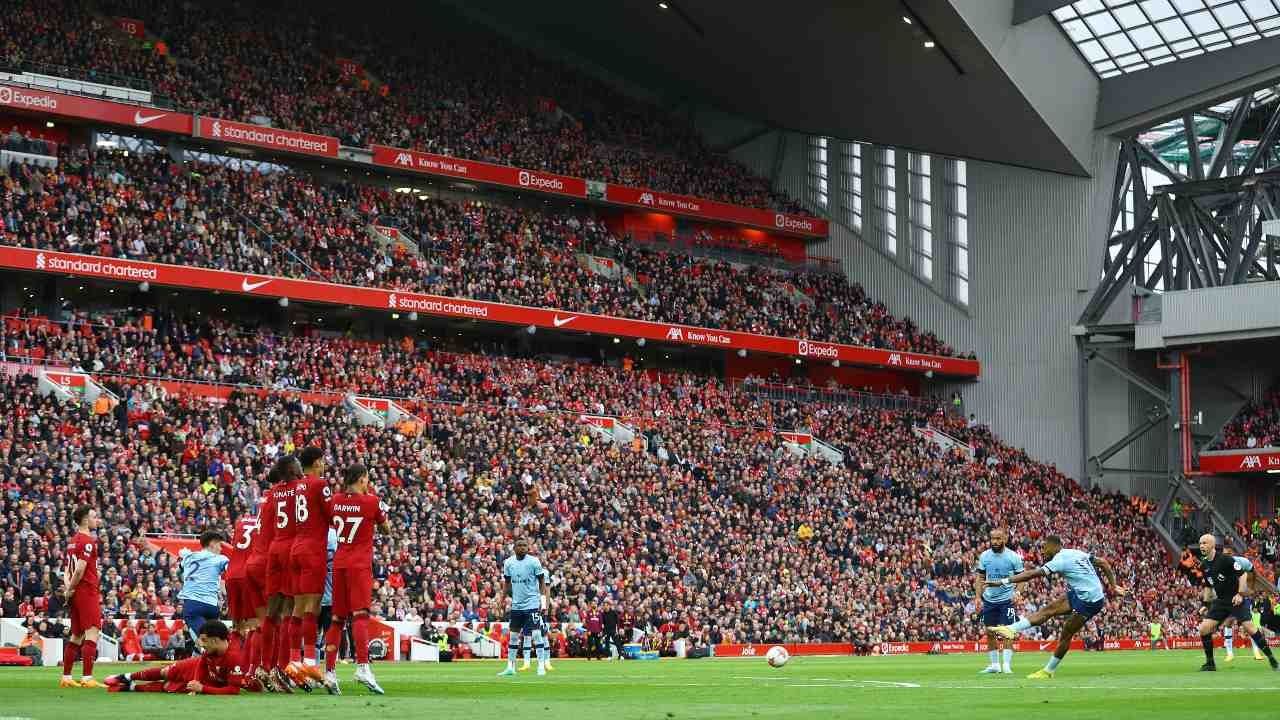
[3,651,1277,720]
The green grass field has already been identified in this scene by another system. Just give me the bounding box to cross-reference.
[3,651,1277,720]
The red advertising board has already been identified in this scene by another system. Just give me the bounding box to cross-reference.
[717,637,1259,658]
[371,145,827,238]
[1199,448,1280,474]
[604,184,829,238]
[196,116,338,158]
[0,247,979,377]
[715,643,853,657]
[371,145,587,199]
[0,83,826,239]
[0,83,192,135]
[115,17,146,38]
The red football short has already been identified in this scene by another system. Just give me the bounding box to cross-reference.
[265,545,293,597]
[330,568,373,618]
[69,590,102,636]
[225,576,263,620]
[289,547,328,596]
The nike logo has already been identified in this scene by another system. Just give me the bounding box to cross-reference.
[552,315,577,328]
[134,111,168,125]
[241,278,272,292]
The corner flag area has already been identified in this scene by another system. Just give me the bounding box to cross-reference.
[5,652,1278,720]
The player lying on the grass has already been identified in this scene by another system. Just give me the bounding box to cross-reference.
[1194,534,1278,672]
[104,620,261,694]
[988,535,1125,679]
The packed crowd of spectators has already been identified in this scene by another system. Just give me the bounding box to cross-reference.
[3,0,805,213]
[1214,385,1280,450]
[2,310,1199,645]
[1,145,967,358]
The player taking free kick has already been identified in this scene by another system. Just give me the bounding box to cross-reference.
[988,535,1126,679]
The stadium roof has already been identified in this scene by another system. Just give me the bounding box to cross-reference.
[455,0,1097,176]
[1050,0,1280,77]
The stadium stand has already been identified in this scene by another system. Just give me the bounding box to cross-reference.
[0,146,965,358]
[1,310,1196,645]
[3,0,805,213]
[1213,386,1280,450]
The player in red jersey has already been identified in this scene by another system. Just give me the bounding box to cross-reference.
[243,468,278,689]
[322,463,388,695]
[290,446,332,681]
[104,620,261,695]
[264,455,304,692]
[224,502,264,667]
[61,506,104,689]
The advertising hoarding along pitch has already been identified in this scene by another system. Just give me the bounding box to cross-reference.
[1,246,979,377]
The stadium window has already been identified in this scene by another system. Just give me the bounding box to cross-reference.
[809,136,829,209]
[878,148,898,255]
[841,141,863,232]
[909,153,933,281]
[948,159,969,305]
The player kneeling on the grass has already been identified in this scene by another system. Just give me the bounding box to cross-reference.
[1195,534,1278,672]
[987,535,1126,679]
[105,620,261,694]
[322,463,389,695]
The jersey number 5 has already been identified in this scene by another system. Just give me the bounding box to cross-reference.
[276,500,289,529]
[332,516,363,544]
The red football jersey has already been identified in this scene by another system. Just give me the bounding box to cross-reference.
[326,492,387,570]
[64,531,99,596]
[226,515,259,580]
[198,646,251,694]
[267,480,298,545]
[250,487,275,560]
[291,474,332,548]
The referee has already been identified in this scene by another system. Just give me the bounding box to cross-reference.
[1195,533,1279,671]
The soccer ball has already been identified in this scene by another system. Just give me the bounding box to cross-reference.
[765,646,789,668]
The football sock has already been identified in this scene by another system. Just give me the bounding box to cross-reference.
[352,614,371,665]
[259,618,275,671]
[532,629,547,667]
[301,613,318,663]
[1008,617,1032,633]
[275,618,290,670]
[1044,656,1061,672]
[324,621,344,672]
[288,616,302,663]
[62,641,80,677]
[132,667,165,682]
[1201,634,1215,663]
[1224,626,1234,652]
[1250,632,1275,659]
[248,629,261,671]
[134,682,166,692]
[81,639,96,678]
[987,650,998,667]
[1002,649,1013,668]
